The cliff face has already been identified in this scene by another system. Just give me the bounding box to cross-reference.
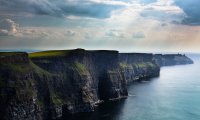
[119,53,160,83]
[0,50,129,119]
[0,52,42,120]
[153,54,194,66]
[1,50,184,120]
[30,49,128,119]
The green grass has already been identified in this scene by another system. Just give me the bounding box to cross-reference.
[73,62,88,75]
[135,62,157,68]
[51,93,64,105]
[146,62,156,68]
[137,63,146,68]
[29,50,72,58]
[119,63,133,69]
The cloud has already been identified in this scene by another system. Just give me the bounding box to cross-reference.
[161,23,167,27]
[84,32,91,39]
[0,0,200,52]
[0,19,49,38]
[65,30,76,36]
[105,29,125,38]
[140,0,157,5]
[0,0,125,19]
[0,0,62,17]
[174,0,200,25]
[19,28,49,38]
[0,29,9,36]
[140,0,184,22]
[0,18,18,36]
[133,32,145,39]
[0,18,79,40]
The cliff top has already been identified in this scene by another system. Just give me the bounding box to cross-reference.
[29,49,119,58]
[154,54,186,56]
[29,50,73,58]
[119,53,152,55]
[0,52,27,57]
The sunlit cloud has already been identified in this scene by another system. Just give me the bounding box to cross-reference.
[0,19,18,36]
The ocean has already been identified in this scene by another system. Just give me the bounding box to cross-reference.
[67,54,200,120]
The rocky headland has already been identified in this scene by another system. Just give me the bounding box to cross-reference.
[0,49,193,120]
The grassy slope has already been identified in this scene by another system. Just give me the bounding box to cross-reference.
[119,62,157,70]
[28,50,73,58]
[136,62,157,68]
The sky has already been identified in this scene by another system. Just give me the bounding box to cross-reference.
[0,0,200,53]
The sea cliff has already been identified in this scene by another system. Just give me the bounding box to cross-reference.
[0,49,193,120]
[153,54,193,66]
[119,53,160,83]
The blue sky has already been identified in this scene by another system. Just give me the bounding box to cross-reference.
[0,0,200,52]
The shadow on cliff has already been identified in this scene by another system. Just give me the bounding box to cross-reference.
[62,100,126,120]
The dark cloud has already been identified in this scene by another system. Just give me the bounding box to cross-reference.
[0,0,61,16]
[174,0,200,25]
[140,6,184,22]
[0,0,124,19]
[61,2,123,19]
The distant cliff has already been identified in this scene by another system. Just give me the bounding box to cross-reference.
[119,53,160,83]
[153,54,193,66]
[0,49,193,120]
